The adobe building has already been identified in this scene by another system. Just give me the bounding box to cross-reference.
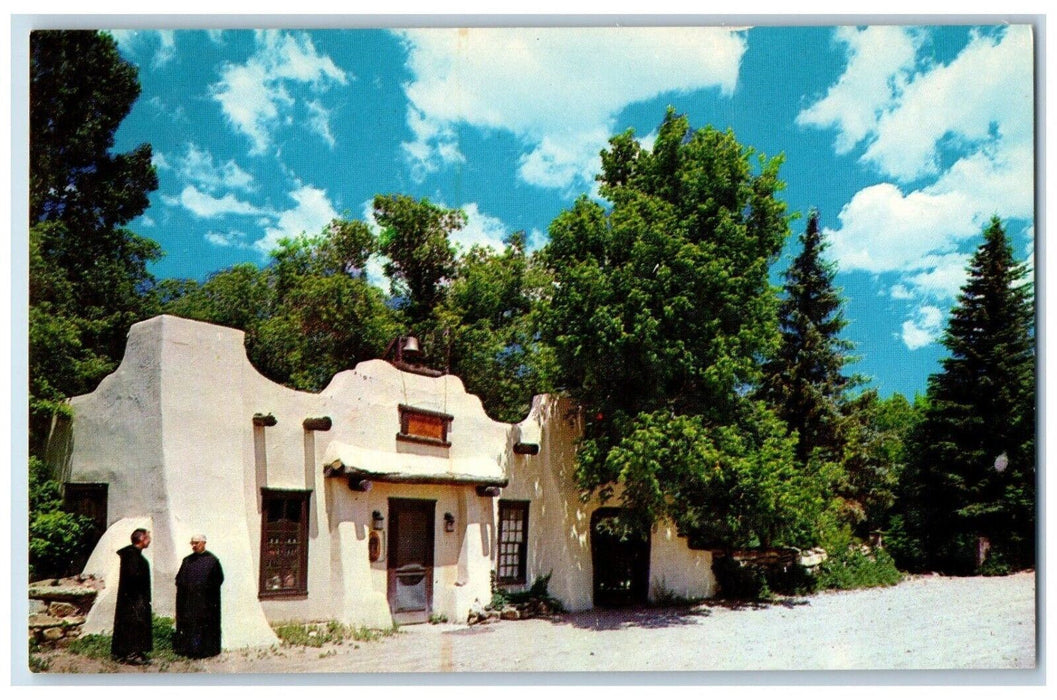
[46,315,716,649]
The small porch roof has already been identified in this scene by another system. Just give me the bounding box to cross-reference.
[321,441,508,487]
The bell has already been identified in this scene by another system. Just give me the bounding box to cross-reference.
[401,335,421,359]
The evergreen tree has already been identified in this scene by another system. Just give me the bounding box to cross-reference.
[910,216,1035,572]
[760,210,855,465]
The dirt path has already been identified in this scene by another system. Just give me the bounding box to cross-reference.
[34,572,1036,674]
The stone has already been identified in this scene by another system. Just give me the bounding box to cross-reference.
[42,627,65,642]
[29,614,63,628]
[28,599,47,615]
[48,602,78,618]
[500,606,520,620]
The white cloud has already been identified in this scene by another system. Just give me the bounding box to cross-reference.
[204,229,251,249]
[395,27,746,190]
[451,203,510,253]
[799,26,1032,184]
[172,144,255,194]
[796,26,922,156]
[254,184,339,255]
[211,30,349,155]
[170,185,265,219]
[901,305,945,350]
[306,99,337,149]
[890,284,914,300]
[111,30,177,68]
[825,183,980,274]
[903,253,971,300]
[804,26,1034,350]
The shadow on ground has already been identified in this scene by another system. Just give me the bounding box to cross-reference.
[522,596,812,631]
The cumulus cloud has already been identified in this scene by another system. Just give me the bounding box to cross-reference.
[451,203,511,253]
[902,305,946,350]
[253,184,339,255]
[171,144,256,194]
[797,26,923,156]
[394,27,746,191]
[168,185,265,219]
[211,30,348,155]
[204,229,252,249]
[802,25,1034,350]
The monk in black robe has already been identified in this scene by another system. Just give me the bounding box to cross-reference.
[111,528,153,664]
[174,534,224,658]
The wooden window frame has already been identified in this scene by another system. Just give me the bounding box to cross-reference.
[496,500,530,586]
[259,488,311,599]
[396,404,454,447]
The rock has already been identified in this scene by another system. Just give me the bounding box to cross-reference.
[500,606,519,620]
[42,627,65,642]
[28,599,47,615]
[29,614,63,628]
[48,602,78,618]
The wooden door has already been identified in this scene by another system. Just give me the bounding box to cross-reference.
[386,498,435,624]
[591,508,650,607]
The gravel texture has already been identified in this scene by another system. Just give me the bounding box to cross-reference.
[33,571,1036,675]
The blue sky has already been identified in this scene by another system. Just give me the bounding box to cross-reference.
[106,25,1036,400]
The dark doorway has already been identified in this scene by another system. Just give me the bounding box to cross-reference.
[63,483,108,574]
[387,498,435,624]
[591,508,650,607]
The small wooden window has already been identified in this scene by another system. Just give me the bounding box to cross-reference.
[497,501,529,585]
[396,404,453,447]
[259,489,311,598]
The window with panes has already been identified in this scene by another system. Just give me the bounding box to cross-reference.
[259,489,311,598]
[496,500,529,585]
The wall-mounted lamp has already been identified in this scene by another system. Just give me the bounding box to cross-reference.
[372,510,385,531]
[444,512,455,533]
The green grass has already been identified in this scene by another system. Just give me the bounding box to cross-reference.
[271,620,397,648]
[64,615,193,670]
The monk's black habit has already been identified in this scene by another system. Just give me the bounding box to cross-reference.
[111,544,152,659]
[174,550,225,658]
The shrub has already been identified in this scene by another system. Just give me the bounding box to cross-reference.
[489,571,565,613]
[815,547,902,590]
[28,456,97,580]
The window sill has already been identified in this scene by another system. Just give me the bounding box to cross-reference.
[395,433,451,448]
[258,590,308,600]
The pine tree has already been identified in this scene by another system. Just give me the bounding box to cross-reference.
[911,216,1035,572]
[760,210,855,465]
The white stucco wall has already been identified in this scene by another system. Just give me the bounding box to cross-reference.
[60,314,717,647]
[507,394,716,609]
[62,315,517,645]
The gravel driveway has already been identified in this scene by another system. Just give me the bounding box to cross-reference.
[33,572,1036,675]
[200,572,1036,674]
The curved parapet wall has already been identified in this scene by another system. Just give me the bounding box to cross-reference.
[62,315,517,641]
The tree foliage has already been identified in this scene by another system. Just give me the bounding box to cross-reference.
[373,194,463,328]
[29,30,160,452]
[164,222,400,392]
[760,210,855,464]
[437,233,557,422]
[539,109,833,547]
[902,217,1035,572]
